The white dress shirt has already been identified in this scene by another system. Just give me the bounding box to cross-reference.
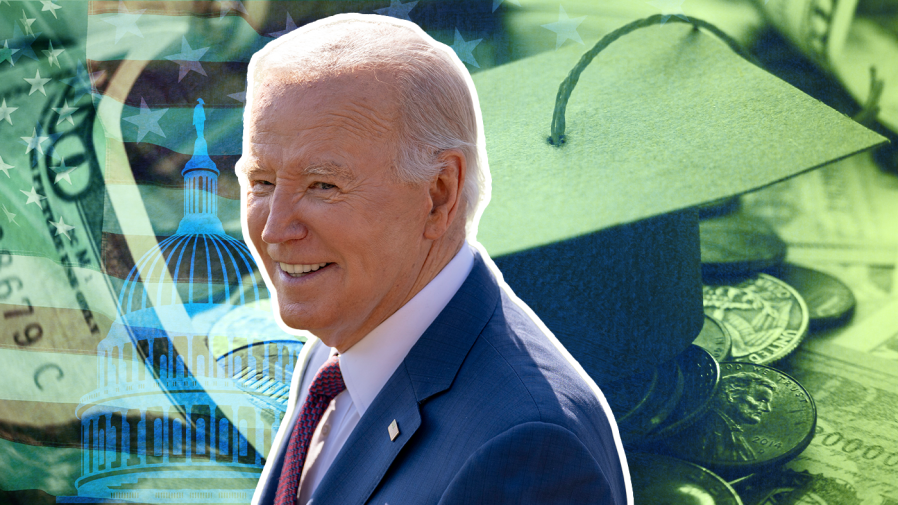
[295,243,475,503]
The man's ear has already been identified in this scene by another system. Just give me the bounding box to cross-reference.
[424,149,466,241]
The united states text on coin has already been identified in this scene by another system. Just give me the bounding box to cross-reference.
[703,274,809,364]
[660,362,816,477]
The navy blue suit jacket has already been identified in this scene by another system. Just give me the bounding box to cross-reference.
[253,253,630,504]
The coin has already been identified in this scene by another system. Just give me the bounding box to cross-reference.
[603,367,659,424]
[606,362,685,446]
[700,214,787,278]
[628,453,743,505]
[640,345,720,444]
[660,362,816,477]
[703,274,809,364]
[767,264,856,330]
[618,361,685,446]
[694,315,733,362]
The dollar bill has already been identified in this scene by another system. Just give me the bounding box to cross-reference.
[735,347,898,504]
[742,152,898,264]
[756,0,898,134]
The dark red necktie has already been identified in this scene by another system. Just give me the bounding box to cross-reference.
[274,354,346,505]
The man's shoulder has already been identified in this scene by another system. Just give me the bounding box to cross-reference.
[454,285,609,428]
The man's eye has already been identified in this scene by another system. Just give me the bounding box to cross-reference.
[311,182,337,190]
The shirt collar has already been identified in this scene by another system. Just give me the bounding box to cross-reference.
[338,243,474,417]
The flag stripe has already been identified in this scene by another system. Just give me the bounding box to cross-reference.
[1,303,113,353]
[86,12,271,63]
[96,101,243,154]
[0,401,82,447]
[89,59,248,108]
[101,186,243,237]
[104,140,242,196]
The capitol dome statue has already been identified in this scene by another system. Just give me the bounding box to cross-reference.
[62,100,305,504]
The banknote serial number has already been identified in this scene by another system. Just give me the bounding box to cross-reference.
[814,425,898,467]
[0,251,44,347]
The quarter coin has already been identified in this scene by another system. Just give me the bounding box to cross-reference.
[703,274,809,364]
[694,315,733,362]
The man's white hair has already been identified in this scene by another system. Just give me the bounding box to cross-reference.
[244,13,491,236]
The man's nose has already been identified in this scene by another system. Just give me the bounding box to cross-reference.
[260,188,309,244]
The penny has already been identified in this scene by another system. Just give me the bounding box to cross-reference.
[660,362,816,477]
[694,315,733,362]
[767,264,856,330]
[640,345,719,444]
[700,213,787,278]
[628,453,743,505]
[703,273,809,364]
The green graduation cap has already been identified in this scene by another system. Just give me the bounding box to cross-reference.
[472,20,886,384]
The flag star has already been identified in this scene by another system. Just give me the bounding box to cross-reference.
[492,0,521,12]
[62,63,106,103]
[164,37,209,82]
[123,97,168,142]
[450,29,482,69]
[42,40,65,68]
[1,204,18,226]
[0,98,18,125]
[20,187,47,209]
[8,25,39,63]
[24,69,51,96]
[375,0,418,22]
[49,216,76,239]
[40,0,63,19]
[53,157,79,184]
[0,155,14,177]
[0,40,19,66]
[228,90,246,103]
[19,10,37,37]
[267,12,297,38]
[102,2,145,44]
[21,127,50,154]
[646,0,688,23]
[541,6,586,50]
[219,1,248,18]
[52,99,78,126]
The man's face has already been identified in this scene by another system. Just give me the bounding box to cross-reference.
[239,71,433,350]
[727,385,773,425]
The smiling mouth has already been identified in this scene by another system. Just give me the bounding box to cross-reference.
[279,262,331,278]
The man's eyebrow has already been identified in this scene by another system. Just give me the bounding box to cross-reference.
[302,162,354,180]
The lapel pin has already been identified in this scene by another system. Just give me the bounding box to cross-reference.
[388,419,399,441]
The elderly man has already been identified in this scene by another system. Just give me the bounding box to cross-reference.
[238,13,628,505]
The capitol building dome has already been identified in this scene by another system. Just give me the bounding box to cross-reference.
[63,101,304,505]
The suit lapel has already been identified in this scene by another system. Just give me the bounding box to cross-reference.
[310,253,500,504]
